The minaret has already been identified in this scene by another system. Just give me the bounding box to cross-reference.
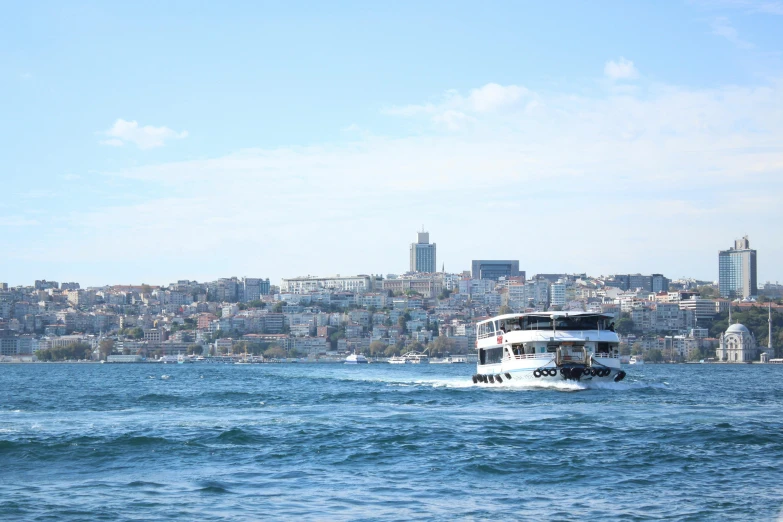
[769,303,773,353]
[728,302,732,324]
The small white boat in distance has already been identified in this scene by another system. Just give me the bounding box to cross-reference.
[629,356,644,365]
[345,353,369,364]
[389,351,429,364]
[388,355,409,364]
[472,312,626,384]
[430,355,468,364]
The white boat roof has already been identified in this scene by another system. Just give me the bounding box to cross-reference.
[477,311,613,324]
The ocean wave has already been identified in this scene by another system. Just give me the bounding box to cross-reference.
[196,481,233,494]
[214,427,258,445]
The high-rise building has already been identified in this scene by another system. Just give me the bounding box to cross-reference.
[719,236,757,299]
[241,277,271,302]
[471,260,522,281]
[409,229,436,273]
[607,273,669,292]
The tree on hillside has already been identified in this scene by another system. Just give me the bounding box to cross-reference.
[99,339,115,360]
[430,336,455,357]
[615,317,635,335]
[697,285,718,299]
[369,341,388,356]
[407,341,424,354]
[264,345,287,359]
[35,342,93,362]
[647,349,663,363]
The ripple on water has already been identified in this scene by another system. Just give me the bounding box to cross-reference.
[1,363,782,520]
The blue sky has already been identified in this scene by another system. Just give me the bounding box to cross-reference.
[2,1,782,287]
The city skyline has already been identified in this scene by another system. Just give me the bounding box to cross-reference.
[2,2,782,286]
[0,231,778,288]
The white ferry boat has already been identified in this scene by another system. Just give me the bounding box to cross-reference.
[430,355,468,364]
[473,312,626,384]
[629,356,644,365]
[388,351,429,364]
[344,353,369,364]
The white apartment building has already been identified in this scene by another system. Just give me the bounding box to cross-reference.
[550,283,566,307]
[281,275,374,294]
[679,298,718,322]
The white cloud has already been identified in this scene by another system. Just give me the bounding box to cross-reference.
[604,57,639,80]
[710,17,755,49]
[466,83,528,112]
[384,83,529,129]
[100,119,189,149]
[0,215,39,227]
[695,0,783,15]
[20,77,783,285]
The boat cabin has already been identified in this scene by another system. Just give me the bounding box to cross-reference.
[475,312,620,366]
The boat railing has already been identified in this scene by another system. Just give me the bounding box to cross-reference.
[507,353,557,360]
[505,352,619,361]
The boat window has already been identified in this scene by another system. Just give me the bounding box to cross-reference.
[482,347,503,365]
[501,318,521,331]
[546,344,558,353]
[553,315,608,331]
[487,322,495,334]
[522,316,553,330]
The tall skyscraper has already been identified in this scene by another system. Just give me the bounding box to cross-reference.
[409,229,436,273]
[719,236,757,298]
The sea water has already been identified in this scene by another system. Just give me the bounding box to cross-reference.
[1,363,782,521]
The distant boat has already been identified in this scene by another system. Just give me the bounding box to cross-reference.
[430,355,468,364]
[344,353,369,364]
[388,351,429,364]
[629,356,644,365]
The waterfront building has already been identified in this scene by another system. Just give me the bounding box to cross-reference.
[718,236,757,298]
[409,229,436,273]
[143,328,166,346]
[716,323,757,362]
[470,260,521,281]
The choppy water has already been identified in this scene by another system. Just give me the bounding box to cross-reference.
[2,363,782,521]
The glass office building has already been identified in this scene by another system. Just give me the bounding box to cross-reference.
[410,231,436,273]
[718,236,757,298]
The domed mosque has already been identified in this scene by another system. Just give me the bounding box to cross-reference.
[717,323,756,362]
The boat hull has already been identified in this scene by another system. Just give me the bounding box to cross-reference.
[474,357,624,383]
